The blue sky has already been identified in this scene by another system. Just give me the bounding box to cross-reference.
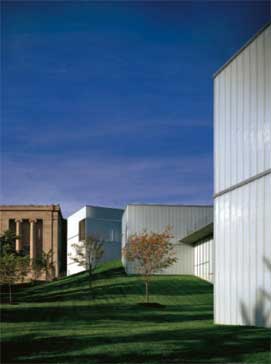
[1,1,270,217]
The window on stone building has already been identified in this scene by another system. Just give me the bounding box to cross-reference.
[22,220,30,255]
[9,219,16,233]
[79,219,86,241]
[36,219,43,258]
[8,219,16,250]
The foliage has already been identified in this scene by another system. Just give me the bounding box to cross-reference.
[40,250,55,280]
[0,230,24,303]
[123,226,177,302]
[16,255,30,283]
[31,250,55,281]
[31,258,44,281]
[0,253,19,303]
[0,230,18,256]
[70,236,104,290]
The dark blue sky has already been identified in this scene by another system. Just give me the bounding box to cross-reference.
[1,1,270,216]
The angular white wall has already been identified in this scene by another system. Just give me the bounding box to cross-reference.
[215,175,271,327]
[214,23,271,328]
[67,206,123,276]
[122,204,213,275]
[194,237,214,283]
[67,206,87,276]
[214,25,271,193]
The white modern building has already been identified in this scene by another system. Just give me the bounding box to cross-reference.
[181,222,214,283]
[122,204,213,280]
[67,205,123,276]
[214,22,271,327]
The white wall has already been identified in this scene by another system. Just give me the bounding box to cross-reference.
[122,204,213,275]
[214,24,271,328]
[123,242,194,275]
[214,175,271,327]
[67,207,87,276]
[67,206,123,276]
[194,237,214,283]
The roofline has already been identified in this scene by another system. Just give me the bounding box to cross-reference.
[68,204,124,217]
[126,203,213,208]
[213,21,271,79]
[180,223,214,245]
[86,205,124,211]
[0,204,61,210]
[0,204,64,218]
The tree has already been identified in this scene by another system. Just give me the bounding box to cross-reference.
[17,255,30,283]
[40,250,55,280]
[0,230,18,255]
[0,253,19,303]
[70,236,104,290]
[0,230,22,303]
[31,250,55,281]
[123,227,177,303]
[31,258,43,281]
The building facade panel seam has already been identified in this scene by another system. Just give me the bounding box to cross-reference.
[214,168,271,198]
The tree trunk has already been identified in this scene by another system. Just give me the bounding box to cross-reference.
[145,281,149,303]
[88,268,92,290]
[9,283,12,304]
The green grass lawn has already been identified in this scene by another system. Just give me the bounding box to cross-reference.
[1,260,270,364]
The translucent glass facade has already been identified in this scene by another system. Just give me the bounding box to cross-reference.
[214,24,271,327]
[214,25,271,193]
[122,204,213,275]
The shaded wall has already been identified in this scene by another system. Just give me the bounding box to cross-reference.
[194,236,214,283]
[59,218,67,276]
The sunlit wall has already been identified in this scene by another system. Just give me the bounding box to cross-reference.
[122,204,213,275]
[214,23,271,327]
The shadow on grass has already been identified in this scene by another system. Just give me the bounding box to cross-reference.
[1,261,270,364]
[0,265,126,304]
[12,284,211,305]
[1,271,212,305]
[2,324,269,364]
[1,302,213,324]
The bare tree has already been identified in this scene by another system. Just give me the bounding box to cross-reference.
[70,236,104,291]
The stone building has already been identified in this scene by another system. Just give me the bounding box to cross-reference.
[0,205,67,279]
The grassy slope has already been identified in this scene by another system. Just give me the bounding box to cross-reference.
[1,260,270,364]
